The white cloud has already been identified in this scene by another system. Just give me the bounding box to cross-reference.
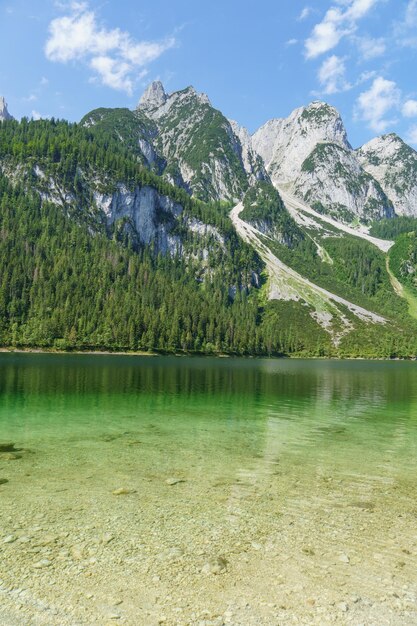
[395,0,417,47]
[407,125,417,144]
[355,36,386,60]
[119,39,175,66]
[53,1,88,12]
[356,77,401,132]
[45,3,176,94]
[89,56,134,93]
[286,38,298,46]
[305,0,381,59]
[40,77,49,86]
[31,110,42,120]
[318,55,352,94]
[344,0,380,20]
[403,99,417,117]
[298,7,311,21]
[89,57,148,93]
[404,0,417,26]
[305,8,347,58]
[357,69,377,84]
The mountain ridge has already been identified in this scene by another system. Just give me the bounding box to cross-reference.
[357,133,417,217]
[1,84,417,356]
[252,100,394,223]
[82,81,268,203]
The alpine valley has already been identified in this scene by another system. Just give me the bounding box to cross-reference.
[2,83,417,358]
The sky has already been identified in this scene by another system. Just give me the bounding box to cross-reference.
[1,0,417,148]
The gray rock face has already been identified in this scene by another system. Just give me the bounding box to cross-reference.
[252,101,393,222]
[137,81,167,111]
[20,162,226,263]
[357,134,417,216]
[138,138,162,169]
[138,85,210,121]
[95,184,183,255]
[0,97,13,122]
[229,119,268,186]
[253,101,350,185]
[83,82,267,203]
[134,83,268,202]
[294,142,394,221]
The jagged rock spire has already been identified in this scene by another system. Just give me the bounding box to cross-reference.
[0,96,13,121]
[137,81,167,110]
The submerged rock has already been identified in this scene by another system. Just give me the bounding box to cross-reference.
[33,559,52,569]
[339,553,350,564]
[201,556,228,575]
[112,487,136,496]
[165,478,186,486]
[159,547,184,562]
[0,442,19,452]
[0,478,9,485]
[0,442,25,460]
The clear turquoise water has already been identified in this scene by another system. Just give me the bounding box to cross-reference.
[1,354,417,478]
[1,354,417,625]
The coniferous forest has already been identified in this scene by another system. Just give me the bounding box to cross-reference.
[1,116,417,358]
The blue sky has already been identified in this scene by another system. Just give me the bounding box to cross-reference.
[1,0,417,148]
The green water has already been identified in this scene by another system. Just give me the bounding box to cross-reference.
[1,354,417,479]
[0,354,417,625]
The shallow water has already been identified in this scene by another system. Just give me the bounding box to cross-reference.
[0,354,416,625]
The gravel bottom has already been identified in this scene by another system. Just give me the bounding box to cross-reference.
[0,433,416,626]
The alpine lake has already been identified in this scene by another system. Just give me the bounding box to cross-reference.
[0,354,416,625]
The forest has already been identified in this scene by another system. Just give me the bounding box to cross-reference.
[1,117,417,358]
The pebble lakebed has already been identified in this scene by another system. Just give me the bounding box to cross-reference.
[1,430,416,626]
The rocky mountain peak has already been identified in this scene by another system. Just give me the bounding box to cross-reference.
[136,83,211,123]
[358,133,416,167]
[137,81,167,110]
[252,100,392,221]
[296,101,350,147]
[170,85,211,105]
[0,96,13,121]
[252,100,350,186]
[358,132,417,216]
[358,133,412,166]
[360,133,401,151]
[382,132,401,141]
[303,100,338,114]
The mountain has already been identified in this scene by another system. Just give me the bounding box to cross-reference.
[252,101,394,222]
[253,101,350,182]
[0,116,258,262]
[2,87,417,357]
[81,107,164,173]
[82,81,268,203]
[357,134,417,217]
[0,97,13,122]
[138,80,168,110]
[0,116,272,354]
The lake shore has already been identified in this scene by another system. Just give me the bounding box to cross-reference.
[0,346,416,361]
[0,346,159,357]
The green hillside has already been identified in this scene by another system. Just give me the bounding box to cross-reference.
[1,116,417,358]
